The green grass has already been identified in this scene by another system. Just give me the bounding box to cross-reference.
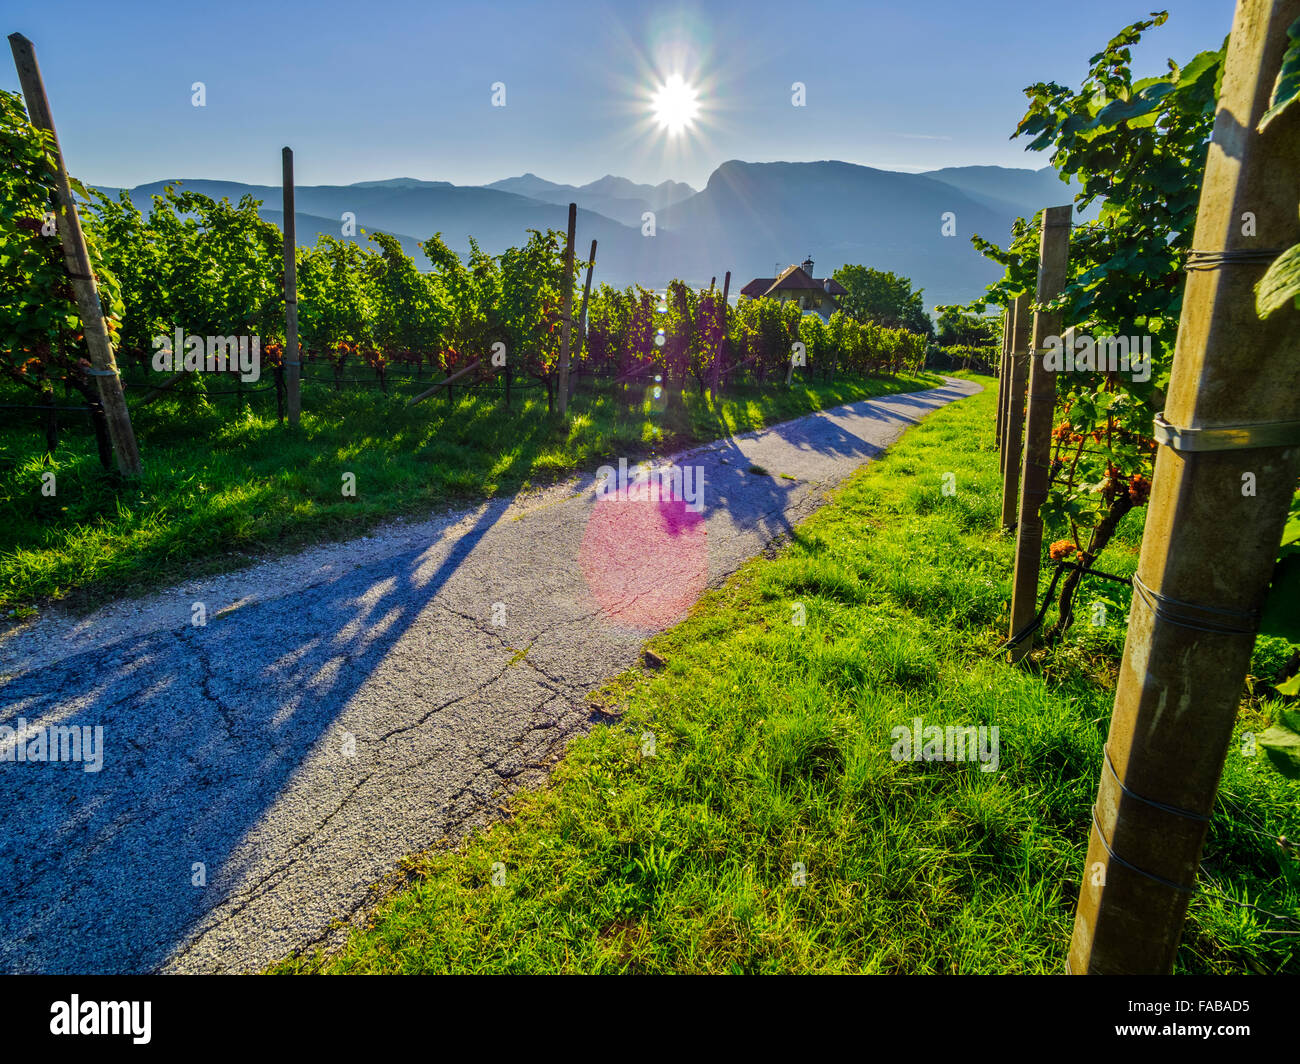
[0,370,940,615]
[269,375,1300,975]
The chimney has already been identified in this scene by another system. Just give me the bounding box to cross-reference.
[801,255,814,274]
[824,278,832,292]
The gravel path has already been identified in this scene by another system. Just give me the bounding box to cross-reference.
[0,376,979,973]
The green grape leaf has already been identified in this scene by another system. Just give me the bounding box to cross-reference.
[1259,17,1300,132]
[1259,721,1300,778]
[1255,242,1300,318]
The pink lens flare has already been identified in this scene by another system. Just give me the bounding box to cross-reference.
[579,488,707,631]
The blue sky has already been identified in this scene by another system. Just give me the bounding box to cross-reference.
[5,0,1231,190]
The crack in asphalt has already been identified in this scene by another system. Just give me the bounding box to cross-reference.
[178,627,244,743]
[0,378,978,974]
[167,765,383,968]
[371,654,523,744]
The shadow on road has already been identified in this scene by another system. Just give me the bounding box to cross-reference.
[0,378,970,973]
[0,498,508,974]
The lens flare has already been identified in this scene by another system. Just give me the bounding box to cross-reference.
[649,74,700,135]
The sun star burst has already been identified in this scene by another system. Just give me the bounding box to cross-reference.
[650,74,700,135]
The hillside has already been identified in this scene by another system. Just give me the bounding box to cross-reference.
[96,161,1089,310]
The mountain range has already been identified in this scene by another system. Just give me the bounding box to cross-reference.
[95,160,1089,312]
[484,173,697,227]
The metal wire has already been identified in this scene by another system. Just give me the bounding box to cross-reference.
[989,558,1132,657]
[0,403,92,412]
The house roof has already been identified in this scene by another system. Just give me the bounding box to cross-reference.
[772,264,822,290]
[740,264,847,299]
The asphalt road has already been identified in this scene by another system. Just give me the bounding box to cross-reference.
[0,376,978,973]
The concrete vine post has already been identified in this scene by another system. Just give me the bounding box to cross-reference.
[996,309,1011,453]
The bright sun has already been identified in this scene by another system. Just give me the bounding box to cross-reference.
[650,74,700,135]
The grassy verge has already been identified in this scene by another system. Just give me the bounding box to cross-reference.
[0,370,940,616]
[270,375,1300,975]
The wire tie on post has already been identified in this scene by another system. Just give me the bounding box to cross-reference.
[1184,247,1285,271]
[85,367,119,377]
[1090,806,1197,895]
[1102,745,1211,824]
[1130,571,1258,636]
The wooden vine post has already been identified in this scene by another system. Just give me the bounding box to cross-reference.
[9,33,142,476]
[1000,293,1032,530]
[1007,205,1072,660]
[571,238,597,402]
[1068,0,1300,974]
[556,202,577,417]
[710,270,730,394]
[283,147,301,427]
[406,360,483,406]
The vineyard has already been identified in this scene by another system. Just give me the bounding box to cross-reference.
[1,93,931,456]
[1,12,1297,763]
[0,67,955,616]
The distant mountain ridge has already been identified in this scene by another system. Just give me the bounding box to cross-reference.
[94,161,1089,312]
[347,177,453,190]
[484,172,696,226]
[920,165,1092,221]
